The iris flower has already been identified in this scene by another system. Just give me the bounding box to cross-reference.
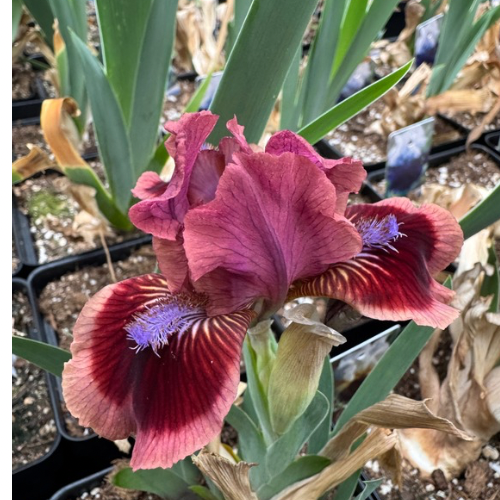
[62,111,462,470]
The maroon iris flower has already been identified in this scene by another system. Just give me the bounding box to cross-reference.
[62,112,462,470]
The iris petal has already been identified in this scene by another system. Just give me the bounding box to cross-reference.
[62,273,254,469]
[184,152,362,316]
[289,198,463,329]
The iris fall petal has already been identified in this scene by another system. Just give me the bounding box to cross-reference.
[62,273,254,469]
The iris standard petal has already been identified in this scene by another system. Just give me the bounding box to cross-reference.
[129,111,219,239]
[62,273,254,470]
[265,130,366,213]
[184,152,362,316]
[289,198,463,329]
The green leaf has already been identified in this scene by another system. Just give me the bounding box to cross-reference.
[111,466,198,500]
[427,1,500,96]
[226,0,253,55]
[225,405,266,465]
[185,73,213,114]
[243,338,276,445]
[264,391,329,482]
[327,0,401,105]
[333,277,452,434]
[460,182,500,241]
[481,245,499,313]
[96,0,154,124]
[299,0,346,127]
[49,0,87,130]
[298,61,412,145]
[70,32,135,213]
[334,471,362,500]
[24,0,55,48]
[307,356,334,454]
[189,486,220,500]
[64,166,132,230]
[12,0,23,43]
[12,337,71,378]
[354,478,384,500]
[257,455,331,500]
[280,46,303,131]
[331,0,369,78]
[128,0,178,178]
[209,0,319,144]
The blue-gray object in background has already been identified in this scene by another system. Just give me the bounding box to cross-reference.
[197,71,224,110]
[338,61,376,102]
[385,117,435,196]
[415,14,443,67]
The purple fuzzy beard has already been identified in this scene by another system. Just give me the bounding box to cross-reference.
[355,214,406,252]
[125,300,204,356]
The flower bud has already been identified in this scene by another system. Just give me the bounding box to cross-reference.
[268,304,345,435]
[247,319,277,393]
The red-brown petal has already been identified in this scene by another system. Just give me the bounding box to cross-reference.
[290,198,463,329]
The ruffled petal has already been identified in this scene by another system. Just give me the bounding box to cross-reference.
[62,273,254,470]
[184,152,362,316]
[321,157,366,214]
[188,149,225,207]
[153,236,190,293]
[265,130,366,212]
[289,198,463,329]
[129,111,218,239]
[131,171,168,200]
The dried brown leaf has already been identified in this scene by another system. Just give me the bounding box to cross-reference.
[12,145,57,181]
[192,450,258,500]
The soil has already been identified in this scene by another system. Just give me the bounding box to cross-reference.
[12,122,98,160]
[326,100,464,165]
[67,477,161,500]
[442,111,500,133]
[12,237,20,274]
[12,290,57,469]
[160,80,197,128]
[364,330,500,500]
[12,62,38,100]
[38,245,157,436]
[371,149,500,198]
[13,171,142,264]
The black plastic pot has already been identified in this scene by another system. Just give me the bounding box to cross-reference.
[12,279,129,500]
[383,1,407,39]
[28,236,152,441]
[365,142,500,197]
[12,278,61,499]
[12,78,47,123]
[49,467,113,500]
[12,193,38,270]
[485,131,500,161]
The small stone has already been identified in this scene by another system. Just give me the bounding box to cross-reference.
[23,396,34,405]
[90,487,100,496]
[425,484,435,492]
[482,445,499,460]
[436,491,446,498]
[431,469,448,490]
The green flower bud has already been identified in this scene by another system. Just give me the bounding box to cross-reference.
[268,304,345,435]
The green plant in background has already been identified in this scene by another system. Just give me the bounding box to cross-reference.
[426,0,500,97]
[210,0,412,146]
[12,0,186,230]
